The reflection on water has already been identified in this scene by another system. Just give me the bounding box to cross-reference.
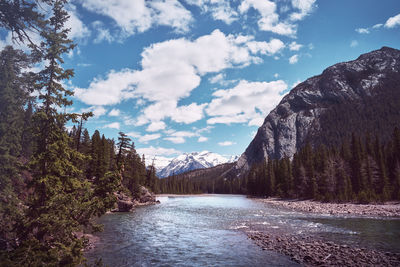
[86,195,400,266]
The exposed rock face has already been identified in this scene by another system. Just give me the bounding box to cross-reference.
[113,186,158,212]
[137,186,156,203]
[233,47,400,175]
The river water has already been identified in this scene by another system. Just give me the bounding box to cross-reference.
[86,195,400,266]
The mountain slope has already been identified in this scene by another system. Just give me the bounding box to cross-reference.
[157,151,238,178]
[232,46,400,175]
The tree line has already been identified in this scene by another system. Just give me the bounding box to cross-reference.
[160,129,400,203]
[0,0,156,265]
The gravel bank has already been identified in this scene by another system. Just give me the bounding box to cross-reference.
[255,198,400,217]
[247,231,400,266]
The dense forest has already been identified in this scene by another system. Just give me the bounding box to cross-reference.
[0,0,156,265]
[160,129,400,203]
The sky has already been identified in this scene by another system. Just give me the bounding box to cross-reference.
[1,0,400,166]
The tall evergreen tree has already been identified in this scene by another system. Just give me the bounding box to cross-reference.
[5,2,118,265]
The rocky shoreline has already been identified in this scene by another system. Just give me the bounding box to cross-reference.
[254,198,400,217]
[112,186,160,212]
[247,230,400,266]
[245,197,400,266]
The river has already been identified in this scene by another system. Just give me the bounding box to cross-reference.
[86,195,400,266]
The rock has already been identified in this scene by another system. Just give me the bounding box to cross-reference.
[113,191,135,212]
[137,186,156,203]
[225,46,400,176]
[117,199,134,212]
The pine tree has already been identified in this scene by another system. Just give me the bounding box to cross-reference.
[0,46,34,252]
[116,132,131,169]
[7,2,118,265]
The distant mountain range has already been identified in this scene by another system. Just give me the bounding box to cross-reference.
[156,151,239,178]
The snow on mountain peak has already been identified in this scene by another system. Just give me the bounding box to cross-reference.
[156,151,239,178]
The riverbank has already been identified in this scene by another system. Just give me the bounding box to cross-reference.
[254,197,400,217]
[246,230,400,266]
[156,193,212,197]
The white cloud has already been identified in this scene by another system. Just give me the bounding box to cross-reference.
[355,28,369,34]
[103,122,120,129]
[198,136,208,142]
[74,69,136,105]
[385,13,400,28]
[127,132,161,143]
[218,141,236,146]
[146,121,166,132]
[289,0,317,21]
[274,73,279,78]
[206,80,287,125]
[66,4,91,40]
[81,106,107,117]
[289,54,299,64]
[239,0,297,36]
[185,0,238,24]
[140,133,161,143]
[92,21,115,43]
[350,40,358,48]
[289,41,303,51]
[79,0,192,37]
[246,38,285,55]
[137,146,181,156]
[108,108,121,116]
[372,23,383,29]
[164,136,186,144]
[136,146,181,166]
[164,130,198,144]
[209,73,225,84]
[76,30,283,129]
[77,63,92,67]
[291,80,301,88]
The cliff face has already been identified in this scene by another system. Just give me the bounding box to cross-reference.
[233,46,400,175]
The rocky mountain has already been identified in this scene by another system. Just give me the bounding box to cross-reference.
[157,151,238,178]
[232,46,400,175]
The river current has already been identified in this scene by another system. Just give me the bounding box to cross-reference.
[86,195,400,266]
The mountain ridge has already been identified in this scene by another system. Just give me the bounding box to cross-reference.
[229,46,400,176]
[157,151,239,178]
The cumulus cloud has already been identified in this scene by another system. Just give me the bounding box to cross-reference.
[92,21,115,43]
[355,28,369,34]
[289,0,317,21]
[385,13,400,28]
[103,122,120,129]
[185,0,238,24]
[108,108,120,116]
[206,80,287,125]
[136,146,181,158]
[146,121,166,132]
[74,69,136,105]
[355,14,399,35]
[289,54,299,64]
[127,132,161,144]
[198,136,208,142]
[78,0,192,37]
[164,130,198,144]
[66,4,91,40]
[239,0,296,36]
[218,141,236,146]
[289,41,303,51]
[209,73,225,84]
[81,106,107,117]
[75,30,284,130]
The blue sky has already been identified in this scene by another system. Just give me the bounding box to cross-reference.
[1,0,400,166]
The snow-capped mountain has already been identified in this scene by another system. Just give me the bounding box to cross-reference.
[157,151,238,178]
